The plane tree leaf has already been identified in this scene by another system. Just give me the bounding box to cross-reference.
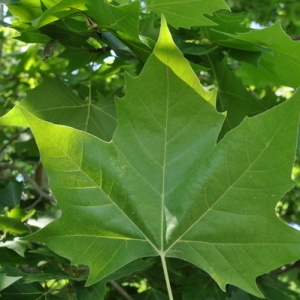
[30,0,139,36]
[2,16,300,298]
[145,0,229,29]
[200,11,300,88]
[225,22,300,88]
[207,20,300,88]
[201,10,256,51]
[24,0,151,61]
[209,57,271,138]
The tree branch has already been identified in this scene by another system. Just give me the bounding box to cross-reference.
[0,128,29,154]
[109,280,133,300]
[271,260,300,276]
[0,164,56,203]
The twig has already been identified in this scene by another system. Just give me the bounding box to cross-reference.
[109,280,133,300]
[0,128,29,153]
[271,260,300,276]
[25,196,44,210]
[0,164,56,203]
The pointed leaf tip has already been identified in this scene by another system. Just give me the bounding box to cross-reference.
[153,15,216,101]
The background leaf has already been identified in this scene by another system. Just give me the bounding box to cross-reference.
[6,0,42,23]
[0,182,23,209]
[209,56,272,138]
[0,274,22,292]
[216,22,300,87]
[145,0,229,28]
[27,0,151,60]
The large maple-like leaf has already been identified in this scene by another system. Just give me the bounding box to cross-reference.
[2,17,300,297]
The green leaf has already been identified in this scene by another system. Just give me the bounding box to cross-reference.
[99,259,154,284]
[75,259,154,299]
[201,10,253,50]
[0,239,29,257]
[86,0,140,39]
[0,274,22,292]
[0,216,28,235]
[32,0,139,38]
[3,16,300,298]
[74,281,106,300]
[256,274,300,300]
[215,22,300,88]
[0,182,23,210]
[38,20,94,49]
[0,206,34,236]
[210,57,270,138]
[29,0,151,61]
[145,0,230,29]
[59,48,103,72]
[100,31,135,57]
[0,76,116,141]
[7,205,35,223]
[182,272,226,299]
[24,271,70,284]
[6,0,43,23]
[0,265,44,300]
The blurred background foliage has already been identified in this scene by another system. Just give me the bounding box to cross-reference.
[0,0,300,299]
[229,0,300,37]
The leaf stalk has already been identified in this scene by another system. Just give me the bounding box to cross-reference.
[160,255,174,300]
